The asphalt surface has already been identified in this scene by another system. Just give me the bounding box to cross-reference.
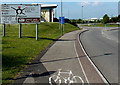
[79,27,118,83]
[12,30,88,85]
[39,30,88,84]
[102,28,119,43]
[12,29,107,85]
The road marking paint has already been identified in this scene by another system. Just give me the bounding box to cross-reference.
[49,69,84,85]
[101,30,118,43]
[23,73,35,84]
[78,30,109,85]
[23,77,35,84]
[74,39,90,84]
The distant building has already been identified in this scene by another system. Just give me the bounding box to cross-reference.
[100,18,103,20]
[41,4,58,22]
[32,3,58,22]
[83,18,103,23]
[90,18,98,21]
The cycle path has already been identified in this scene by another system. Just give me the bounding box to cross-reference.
[12,30,105,84]
[38,30,87,84]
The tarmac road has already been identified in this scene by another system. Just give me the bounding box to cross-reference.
[79,27,118,83]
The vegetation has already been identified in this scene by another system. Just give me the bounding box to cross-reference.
[70,19,83,24]
[102,14,110,24]
[0,24,2,85]
[54,14,120,26]
[2,22,79,84]
[110,16,120,23]
[80,23,118,27]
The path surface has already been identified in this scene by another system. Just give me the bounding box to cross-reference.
[12,30,106,85]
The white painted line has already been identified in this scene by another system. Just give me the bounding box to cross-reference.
[78,30,109,85]
[101,30,118,43]
[22,73,35,84]
[74,39,90,84]
[23,77,35,84]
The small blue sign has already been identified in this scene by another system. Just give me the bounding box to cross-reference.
[59,17,65,24]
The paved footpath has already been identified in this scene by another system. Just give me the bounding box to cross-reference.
[12,30,106,85]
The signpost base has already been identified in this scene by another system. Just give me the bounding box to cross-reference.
[19,24,22,38]
[3,24,5,37]
[36,24,38,40]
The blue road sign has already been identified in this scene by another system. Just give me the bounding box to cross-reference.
[59,17,65,24]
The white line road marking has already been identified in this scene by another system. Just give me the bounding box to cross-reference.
[78,30,109,85]
[101,30,118,43]
[74,38,90,84]
[23,73,35,84]
[23,77,35,84]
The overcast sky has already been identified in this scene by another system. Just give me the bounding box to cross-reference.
[0,0,119,19]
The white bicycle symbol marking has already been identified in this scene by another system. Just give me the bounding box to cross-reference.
[49,69,84,85]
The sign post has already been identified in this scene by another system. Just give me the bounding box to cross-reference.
[19,24,22,38]
[105,24,107,30]
[3,24,5,37]
[36,24,38,40]
[1,4,41,40]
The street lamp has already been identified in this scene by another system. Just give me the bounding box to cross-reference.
[61,0,63,17]
[81,5,83,20]
[81,5,84,24]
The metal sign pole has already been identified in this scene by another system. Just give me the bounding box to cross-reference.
[3,24,5,37]
[63,24,64,32]
[61,0,63,36]
[19,24,22,38]
[61,24,63,35]
[105,24,107,30]
[59,23,60,30]
[36,23,38,40]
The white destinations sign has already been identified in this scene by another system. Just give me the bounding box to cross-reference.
[0,4,41,24]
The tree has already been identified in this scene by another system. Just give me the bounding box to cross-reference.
[118,15,120,22]
[110,17,118,23]
[118,15,120,18]
[64,18,71,23]
[102,14,109,24]
[53,18,59,22]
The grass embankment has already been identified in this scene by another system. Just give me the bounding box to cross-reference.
[2,22,79,84]
[0,24,2,85]
[81,23,119,27]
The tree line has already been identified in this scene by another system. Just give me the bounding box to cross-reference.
[53,14,120,26]
[102,14,120,24]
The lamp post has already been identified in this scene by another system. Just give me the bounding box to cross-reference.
[82,6,83,19]
[61,0,63,17]
[81,5,84,23]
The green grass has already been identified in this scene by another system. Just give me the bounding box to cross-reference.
[2,22,80,84]
[0,24,2,85]
[81,23,119,27]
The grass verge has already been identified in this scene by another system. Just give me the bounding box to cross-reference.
[2,22,80,84]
